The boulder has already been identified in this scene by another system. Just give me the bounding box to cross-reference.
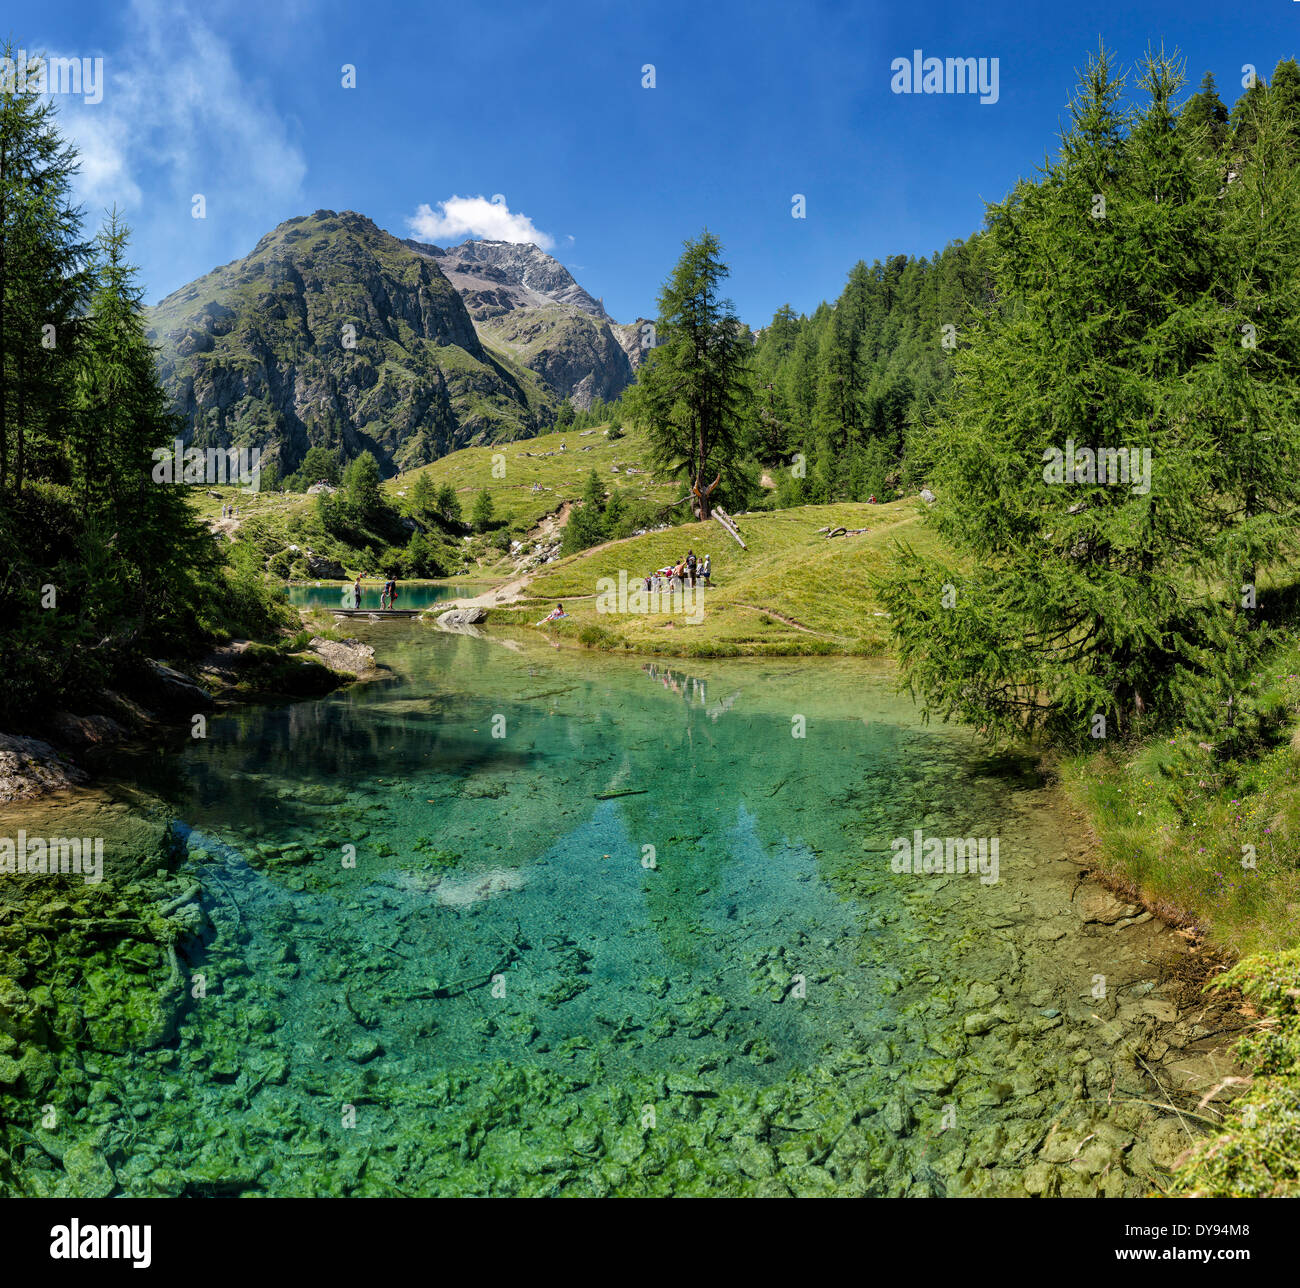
[99,689,156,730]
[0,734,87,804]
[50,712,127,752]
[309,637,375,675]
[437,607,487,629]
[305,553,346,579]
[142,660,214,712]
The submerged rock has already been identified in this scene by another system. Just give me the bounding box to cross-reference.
[63,1141,116,1198]
[431,868,527,908]
[1077,888,1140,925]
[347,1039,383,1064]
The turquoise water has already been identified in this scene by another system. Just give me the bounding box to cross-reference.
[287,582,486,611]
[2,626,1187,1196]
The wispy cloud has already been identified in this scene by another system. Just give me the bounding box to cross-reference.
[50,0,306,237]
[407,195,554,249]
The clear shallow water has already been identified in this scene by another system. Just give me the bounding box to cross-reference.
[287,582,487,611]
[2,628,1199,1196]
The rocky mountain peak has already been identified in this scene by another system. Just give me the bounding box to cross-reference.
[408,237,611,321]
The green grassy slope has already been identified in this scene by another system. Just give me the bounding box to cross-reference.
[500,498,943,656]
[386,425,682,537]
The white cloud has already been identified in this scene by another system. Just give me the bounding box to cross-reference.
[50,0,306,233]
[407,195,554,249]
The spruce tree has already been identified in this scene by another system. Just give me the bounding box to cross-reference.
[1267,58,1300,151]
[1180,70,1229,148]
[0,43,90,493]
[1184,74,1300,738]
[76,211,213,639]
[561,469,607,554]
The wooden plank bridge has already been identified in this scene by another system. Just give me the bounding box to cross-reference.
[332,608,422,618]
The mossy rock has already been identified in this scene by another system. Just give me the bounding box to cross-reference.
[63,1141,116,1198]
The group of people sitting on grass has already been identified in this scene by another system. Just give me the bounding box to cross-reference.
[645,550,710,592]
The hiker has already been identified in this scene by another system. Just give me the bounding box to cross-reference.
[381,577,395,609]
[686,550,697,586]
[353,577,362,609]
[700,555,711,585]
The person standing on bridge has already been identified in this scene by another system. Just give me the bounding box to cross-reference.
[353,577,362,610]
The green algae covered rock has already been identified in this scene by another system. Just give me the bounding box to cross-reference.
[63,1141,116,1198]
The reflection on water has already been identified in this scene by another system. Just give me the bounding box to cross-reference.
[287,582,488,611]
[2,626,1184,1196]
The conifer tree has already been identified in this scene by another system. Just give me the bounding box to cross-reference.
[342,450,383,521]
[76,211,214,639]
[1182,74,1300,738]
[0,43,89,493]
[471,489,494,532]
[1180,70,1229,148]
[561,469,607,553]
[410,470,435,517]
[628,230,752,519]
[434,481,461,525]
[875,46,1245,743]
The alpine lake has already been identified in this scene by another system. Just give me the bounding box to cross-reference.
[0,621,1238,1197]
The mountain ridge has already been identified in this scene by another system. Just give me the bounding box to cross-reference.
[406,235,639,407]
[145,209,640,477]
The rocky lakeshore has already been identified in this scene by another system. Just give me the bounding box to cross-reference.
[0,636,377,811]
[0,628,381,1196]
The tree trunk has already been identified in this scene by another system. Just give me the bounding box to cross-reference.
[0,134,7,491]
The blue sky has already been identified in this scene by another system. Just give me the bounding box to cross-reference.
[14,0,1300,323]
